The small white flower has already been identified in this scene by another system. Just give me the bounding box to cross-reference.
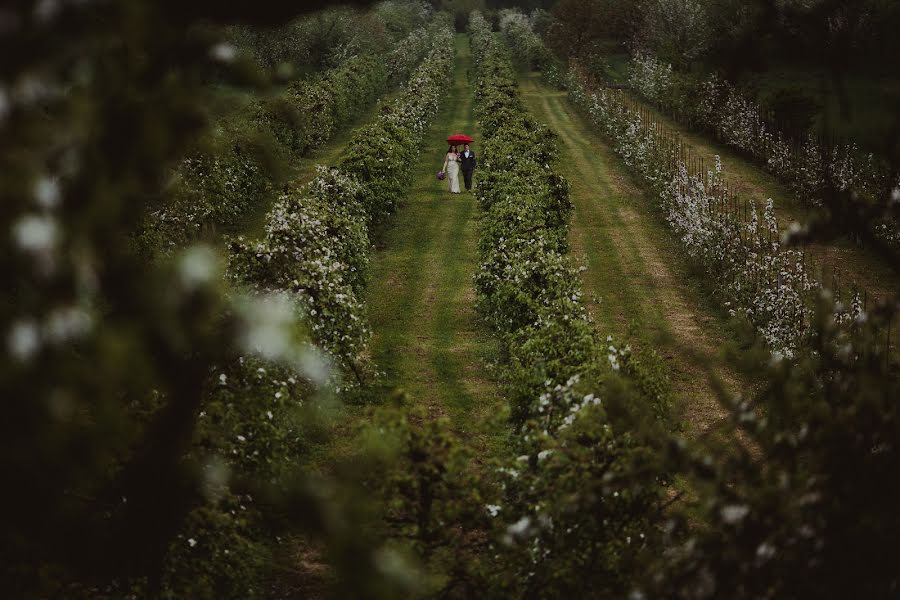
[187,538,197,548]
[13,214,57,253]
[507,516,532,539]
[210,42,237,63]
[8,320,40,361]
[34,176,61,209]
[44,306,91,343]
[720,504,750,525]
[219,373,227,385]
[756,542,775,560]
[178,245,218,289]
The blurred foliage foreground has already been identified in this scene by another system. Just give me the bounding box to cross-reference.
[2,1,900,599]
[0,0,418,597]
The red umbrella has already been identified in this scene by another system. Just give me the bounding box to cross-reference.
[447,134,474,144]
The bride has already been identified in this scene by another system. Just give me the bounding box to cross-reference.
[442,145,461,194]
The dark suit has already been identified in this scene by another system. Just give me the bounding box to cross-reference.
[460,150,477,190]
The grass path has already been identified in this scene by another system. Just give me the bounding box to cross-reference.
[631,93,899,305]
[365,34,506,454]
[274,37,505,597]
[519,73,754,439]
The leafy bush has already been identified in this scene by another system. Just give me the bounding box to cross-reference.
[499,9,549,70]
[467,13,673,595]
[229,3,425,73]
[262,54,389,157]
[225,18,454,384]
[139,17,444,257]
[228,169,374,383]
[644,294,900,599]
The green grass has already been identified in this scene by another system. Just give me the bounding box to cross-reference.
[365,34,508,455]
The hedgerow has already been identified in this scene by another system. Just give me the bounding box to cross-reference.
[138,21,436,256]
[123,16,456,597]
[228,19,453,386]
[467,13,673,596]
[626,51,900,251]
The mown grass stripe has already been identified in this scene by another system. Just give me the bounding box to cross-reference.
[366,34,505,448]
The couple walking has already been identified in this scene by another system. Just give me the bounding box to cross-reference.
[442,143,476,194]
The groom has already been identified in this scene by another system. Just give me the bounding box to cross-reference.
[460,143,477,192]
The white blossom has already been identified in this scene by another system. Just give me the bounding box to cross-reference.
[13,214,57,253]
[8,320,40,361]
[178,245,218,289]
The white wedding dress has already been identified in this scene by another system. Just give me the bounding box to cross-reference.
[444,152,461,193]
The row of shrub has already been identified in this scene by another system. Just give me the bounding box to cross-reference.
[510,18,900,598]
[377,13,900,600]
[501,8,858,357]
[497,8,566,88]
[227,20,453,386]
[568,68,835,356]
[567,57,882,360]
[118,17,457,598]
[306,19,675,596]
[466,13,675,596]
[626,51,900,251]
[575,65,900,600]
[138,23,436,255]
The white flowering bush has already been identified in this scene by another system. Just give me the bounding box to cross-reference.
[137,115,282,254]
[625,52,900,250]
[386,26,433,84]
[628,52,673,105]
[499,9,549,70]
[226,19,452,385]
[228,168,373,383]
[568,65,833,357]
[138,22,439,256]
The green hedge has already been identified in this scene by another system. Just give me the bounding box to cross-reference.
[132,17,457,598]
[138,21,439,256]
[228,19,454,384]
[468,12,673,596]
